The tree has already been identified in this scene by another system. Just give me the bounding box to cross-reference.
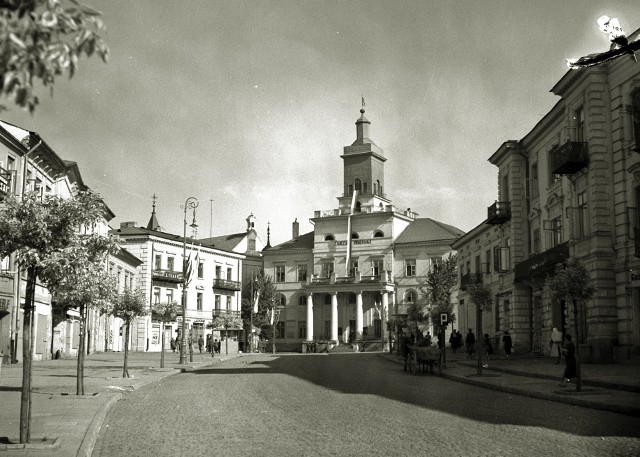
[150,300,179,368]
[467,282,493,375]
[0,189,112,443]
[0,0,109,113]
[241,271,278,341]
[421,254,458,332]
[47,252,118,395]
[112,288,147,378]
[545,257,596,392]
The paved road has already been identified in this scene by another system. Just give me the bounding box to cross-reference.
[93,354,640,457]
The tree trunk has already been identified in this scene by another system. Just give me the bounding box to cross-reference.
[20,265,37,443]
[477,307,483,375]
[104,312,109,352]
[160,320,165,369]
[573,300,582,392]
[76,304,86,395]
[226,326,229,355]
[123,319,130,378]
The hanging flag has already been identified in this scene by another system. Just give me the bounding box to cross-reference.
[184,246,200,287]
[253,291,260,314]
[345,190,358,272]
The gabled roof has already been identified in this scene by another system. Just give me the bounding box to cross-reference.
[263,231,314,252]
[394,218,465,244]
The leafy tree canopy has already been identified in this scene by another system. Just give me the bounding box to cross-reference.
[418,254,458,327]
[112,288,148,321]
[467,282,493,312]
[150,300,180,322]
[545,257,596,305]
[0,0,109,112]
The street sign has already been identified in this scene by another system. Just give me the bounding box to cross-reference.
[440,313,448,325]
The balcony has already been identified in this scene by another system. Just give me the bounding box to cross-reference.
[212,309,241,319]
[514,242,569,282]
[152,269,183,283]
[0,166,11,199]
[212,278,241,291]
[487,201,511,225]
[460,273,482,290]
[551,141,588,175]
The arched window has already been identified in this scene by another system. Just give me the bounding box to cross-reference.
[373,230,384,238]
[351,232,359,239]
[298,295,307,306]
[324,234,335,241]
[355,179,362,192]
[278,294,286,307]
[405,290,417,304]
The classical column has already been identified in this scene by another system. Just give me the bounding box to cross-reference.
[382,291,389,351]
[306,293,314,341]
[331,292,338,342]
[356,291,363,340]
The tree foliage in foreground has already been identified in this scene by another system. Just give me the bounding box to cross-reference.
[0,0,109,112]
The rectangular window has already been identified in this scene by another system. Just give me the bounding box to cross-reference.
[485,250,491,274]
[298,321,306,339]
[322,261,334,278]
[167,256,175,271]
[197,293,203,311]
[577,191,588,239]
[297,264,307,282]
[552,216,563,247]
[215,265,221,279]
[324,321,331,339]
[275,265,285,282]
[374,319,382,338]
[166,289,173,303]
[155,254,162,270]
[226,296,232,311]
[227,267,232,280]
[574,106,584,142]
[501,173,509,203]
[405,259,416,277]
[349,258,358,276]
[276,321,285,339]
[474,255,481,274]
[197,261,204,279]
[532,228,541,254]
[372,259,383,276]
[430,257,442,269]
[531,163,539,198]
[153,288,161,304]
[214,295,221,312]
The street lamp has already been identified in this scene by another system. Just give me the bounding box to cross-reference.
[179,197,198,365]
[270,300,284,355]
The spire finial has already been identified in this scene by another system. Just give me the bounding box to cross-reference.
[151,194,157,213]
[265,221,272,249]
[361,96,365,114]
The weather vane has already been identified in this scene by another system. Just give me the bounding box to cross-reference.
[567,16,640,69]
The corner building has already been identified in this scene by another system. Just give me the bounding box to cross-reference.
[263,109,463,351]
[453,39,640,363]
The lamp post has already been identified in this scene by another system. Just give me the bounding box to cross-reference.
[179,197,198,365]
[271,301,283,355]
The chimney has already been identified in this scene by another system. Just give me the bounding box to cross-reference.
[292,218,299,239]
[120,221,137,229]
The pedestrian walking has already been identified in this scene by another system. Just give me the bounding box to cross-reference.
[560,334,577,386]
[502,330,513,359]
[449,330,459,353]
[198,336,204,353]
[456,330,463,352]
[214,339,221,354]
[465,329,476,359]
[550,327,563,364]
[483,333,494,360]
[401,332,412,372]
[170,337,176,352]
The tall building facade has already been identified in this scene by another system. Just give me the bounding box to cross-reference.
[453,43,640,363]
[263,109,463,351]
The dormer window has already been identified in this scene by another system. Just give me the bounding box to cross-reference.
[324,234,335,241]
[351,232,359,239]
[373,230,384,238]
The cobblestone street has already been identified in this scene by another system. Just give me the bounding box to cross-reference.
[93,354,640,457]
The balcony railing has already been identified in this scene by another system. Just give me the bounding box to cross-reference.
[460,273,482,290]
[152,269,183,283]
[0,166,11,199]
[551,141,588,175]
[487,201,511,225]
[514,242,569,282]
[212,309,241,319]
[212,278,241,291]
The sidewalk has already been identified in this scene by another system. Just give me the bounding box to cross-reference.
[380,350,640,416]
[0,350,235,456]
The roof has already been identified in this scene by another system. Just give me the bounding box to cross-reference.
[111,225,240,256]
[199,232,246,251]
[263,231,314,252]
[394,218,465,244]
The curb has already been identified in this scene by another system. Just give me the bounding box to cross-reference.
[77,392,121,457]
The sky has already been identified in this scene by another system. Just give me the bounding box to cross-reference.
[3,0,640,246]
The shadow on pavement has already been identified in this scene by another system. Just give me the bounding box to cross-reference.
[188,353,640,439]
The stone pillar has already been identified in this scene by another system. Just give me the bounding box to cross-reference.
[382,291,389,351]
[306,293,314,341]
[331,292,338,342]
[356,291,363,341]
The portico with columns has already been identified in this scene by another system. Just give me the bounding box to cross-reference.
[261,105,463,352]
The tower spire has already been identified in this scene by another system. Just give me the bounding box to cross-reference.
[265,221,272,249]
[146,194,161,231]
